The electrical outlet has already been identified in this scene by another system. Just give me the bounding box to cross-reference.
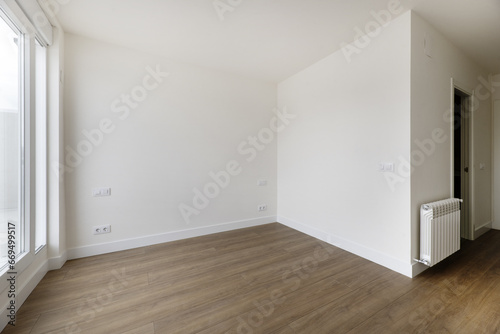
[378,162,394,172]
[92,187,111,197]
[258,204,268,212]
[93,224,111,235]
[257,179,268,186]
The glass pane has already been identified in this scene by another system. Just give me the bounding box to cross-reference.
[35,40,46,251]
[0,15,21,269]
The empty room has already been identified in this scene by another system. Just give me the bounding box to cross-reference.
[1,0,500,332]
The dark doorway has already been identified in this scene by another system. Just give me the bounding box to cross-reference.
[453,93,462,199]
[453,88,471,240]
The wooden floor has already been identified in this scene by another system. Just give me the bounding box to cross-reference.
[4,223,500,333]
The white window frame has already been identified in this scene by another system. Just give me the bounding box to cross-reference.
[35,38,47,253]
[0,0,48,290]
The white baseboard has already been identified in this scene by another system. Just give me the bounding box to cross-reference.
[475,221,492,231]
[411,262,429,277]
[48,250,68,270]
[0,260,48,331]
[475,221,492,239]
[492,220,500,230]
[278,216,415,278]
[68,216,277,260]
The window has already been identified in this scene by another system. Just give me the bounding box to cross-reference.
[0,10,24,270]
[0,1,50,277]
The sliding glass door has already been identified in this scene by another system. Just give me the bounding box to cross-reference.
[0,11,24,270]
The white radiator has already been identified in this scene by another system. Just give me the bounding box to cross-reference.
[419,198,461,267]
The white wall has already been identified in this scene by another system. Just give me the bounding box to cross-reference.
[47,27,66,267]
[63,34,277,255]
[492,74,500,230]
[278,13,412,275]
[410,13,493,257]
[55,11,498,277]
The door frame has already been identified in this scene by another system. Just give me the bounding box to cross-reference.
[450,78,474,240]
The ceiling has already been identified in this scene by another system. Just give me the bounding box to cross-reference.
[53,0,500,83]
